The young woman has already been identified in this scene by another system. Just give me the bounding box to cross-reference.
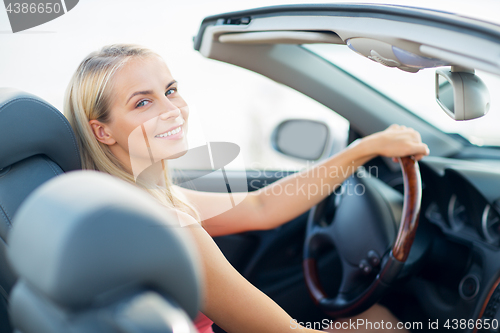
[64,44,429,333]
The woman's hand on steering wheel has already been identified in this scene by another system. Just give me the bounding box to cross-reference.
[363,124,430,162]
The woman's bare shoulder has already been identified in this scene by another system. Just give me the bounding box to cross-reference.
[166,208,200,227]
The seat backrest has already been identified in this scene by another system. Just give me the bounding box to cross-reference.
[7,171,201,333]
[0,88,81,331]
[0,88,81,240]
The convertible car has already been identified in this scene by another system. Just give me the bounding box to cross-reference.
[0,3,500,333]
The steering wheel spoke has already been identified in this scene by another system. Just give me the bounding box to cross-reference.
[304,211,338,260]
[303,156,422,317]
[337,262,365,296]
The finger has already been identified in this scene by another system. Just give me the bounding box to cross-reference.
[414,131,422,143]
[408,128,422,142]
[411,143,429,157]
[388,124,400,130]
[413,154,424,161]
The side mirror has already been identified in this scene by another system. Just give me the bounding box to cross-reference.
[272,119,329,161]
[435,66,490,120]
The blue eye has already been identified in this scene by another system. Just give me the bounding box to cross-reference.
[166,88,177,96]
[136,99,150,108]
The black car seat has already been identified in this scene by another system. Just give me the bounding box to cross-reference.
[0,88,82,331]
[7,171,201,333]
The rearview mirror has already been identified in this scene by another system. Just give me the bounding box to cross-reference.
[435,66,490,120]
[272,119,329,160]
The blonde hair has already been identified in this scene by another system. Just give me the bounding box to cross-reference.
[64,43,200,221]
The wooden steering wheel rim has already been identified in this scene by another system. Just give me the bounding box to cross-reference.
[303,156,422,311]
[392,156,422,262]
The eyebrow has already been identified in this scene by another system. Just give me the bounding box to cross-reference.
[126,80,177,105]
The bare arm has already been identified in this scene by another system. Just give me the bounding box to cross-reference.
[177,212,323,333]
[179,125,429,237]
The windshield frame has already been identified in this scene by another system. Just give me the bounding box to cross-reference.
[301,44,500,149]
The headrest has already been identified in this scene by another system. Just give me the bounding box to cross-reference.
[0,88,80,171]
[7,171,201,319]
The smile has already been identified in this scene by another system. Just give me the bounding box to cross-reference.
[154,125,182,138]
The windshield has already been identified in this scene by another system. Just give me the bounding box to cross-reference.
[304,44,500,147]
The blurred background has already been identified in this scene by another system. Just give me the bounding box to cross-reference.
[1,0,499,170]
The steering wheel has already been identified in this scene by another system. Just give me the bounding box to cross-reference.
[303,156,421,318]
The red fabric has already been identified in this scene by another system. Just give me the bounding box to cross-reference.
[194,312,214,333]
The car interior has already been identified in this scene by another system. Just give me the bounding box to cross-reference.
[1,3,500,333]
[0,89,201,333]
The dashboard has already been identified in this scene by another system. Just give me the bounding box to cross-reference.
[421,157,500,249]
[413,156,500,331]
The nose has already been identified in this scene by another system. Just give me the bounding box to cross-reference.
[159,96,181,121]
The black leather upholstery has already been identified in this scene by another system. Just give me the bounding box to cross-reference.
[0,156,63,241]
[0,87,81,250]
[0,89,201,332]
[8,171,201,333]
[0,88,81,332]
[0,88,80,171]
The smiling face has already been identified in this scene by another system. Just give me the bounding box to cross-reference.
[89,55,189,177]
